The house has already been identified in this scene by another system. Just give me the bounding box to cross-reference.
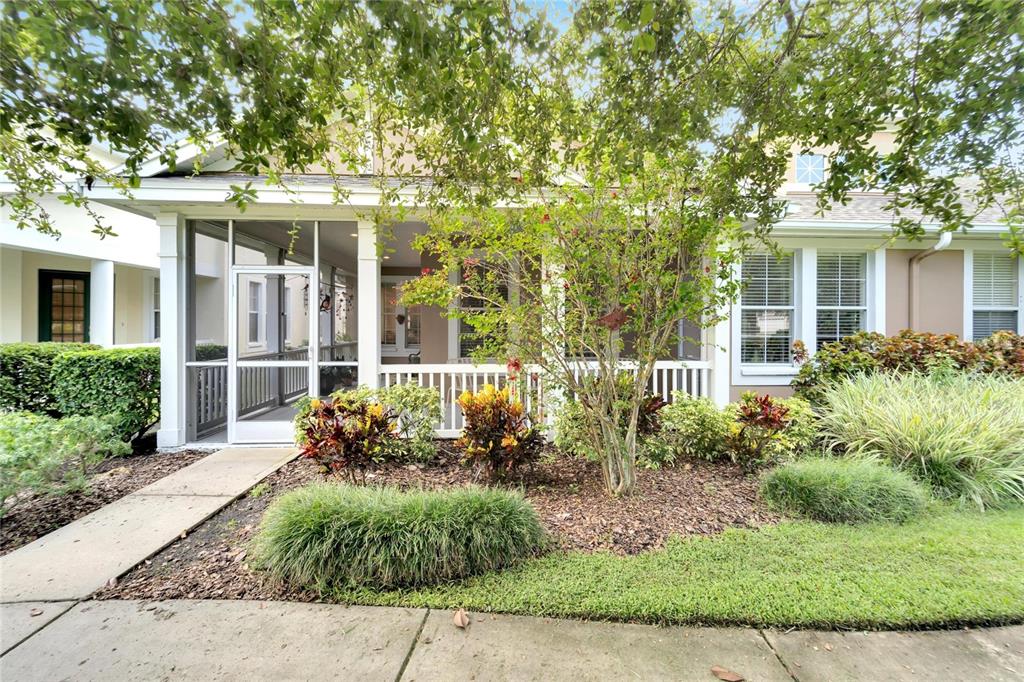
[78,131,1022,448]
[0,148,161,348]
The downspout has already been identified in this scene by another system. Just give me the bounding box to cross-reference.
[908,231,953,330]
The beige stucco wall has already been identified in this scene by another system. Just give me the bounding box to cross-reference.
[784,131,897,183]
[730,384,794,402]
[6,249,153,344]
[113,265,146,344]
[0,246,24,342]
[885,248,964,336]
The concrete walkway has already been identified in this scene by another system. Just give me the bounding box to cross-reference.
[1,600,1021,681]
[0,447,295,603]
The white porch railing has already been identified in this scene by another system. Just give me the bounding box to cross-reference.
[189,347,318,437]
[380,360,712,437]
[191,364,228,435]
[190,356,712,439]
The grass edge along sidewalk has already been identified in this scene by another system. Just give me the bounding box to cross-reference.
[328,508,1024,630]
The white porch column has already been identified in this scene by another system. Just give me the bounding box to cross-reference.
[798,247,817,349]
[356,220,380,388]
[156,213,187,448]
[708,258,733,408]
[708,312,731,408]
[89,259,115,346]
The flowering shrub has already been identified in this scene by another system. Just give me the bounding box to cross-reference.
[297,398,398,483]
[792,330,1024,404]
[457,384,543,480]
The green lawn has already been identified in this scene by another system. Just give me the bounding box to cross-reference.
[332,509,1024,629]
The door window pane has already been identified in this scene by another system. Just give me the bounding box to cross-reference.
[42,272,89,342]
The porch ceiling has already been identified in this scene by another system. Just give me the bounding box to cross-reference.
[233,219,424,269]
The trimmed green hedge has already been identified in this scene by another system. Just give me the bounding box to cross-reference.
[0,342,98,413]
[51,347,160,442]
[253,483,546,589]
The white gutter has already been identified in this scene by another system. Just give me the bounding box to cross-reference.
[908,231,953,330]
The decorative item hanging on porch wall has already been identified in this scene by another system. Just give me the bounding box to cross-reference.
[320,294,331,312]
[396,313,406,325]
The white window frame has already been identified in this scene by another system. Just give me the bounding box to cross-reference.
[153,276,160,341]
[795,153,825,184]
[815,251,870,350]
[963,247,1024,341]
[145,273,161,342]
[732,242,885,386]
[381,276,421,357]
[246,280,265,347]
[732,250,802,386]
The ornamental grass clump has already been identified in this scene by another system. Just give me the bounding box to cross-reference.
[761,458,930,524]
[818,372,1024,509]
[252,483,546,589]
[457,384,543,480]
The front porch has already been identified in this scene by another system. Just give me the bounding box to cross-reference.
[142,213,723,447]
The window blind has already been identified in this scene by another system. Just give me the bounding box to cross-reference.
[740,253,794,363]
[973,252,1018,338]
[816,252,867,348]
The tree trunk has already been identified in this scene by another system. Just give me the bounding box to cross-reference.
[598,420,638,496]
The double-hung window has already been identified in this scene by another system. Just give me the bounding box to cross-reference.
[972,252,1020,338]
[247,281,264,347]
[740,253,795,364]
[816,252,867,348]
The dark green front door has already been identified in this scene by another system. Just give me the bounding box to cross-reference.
[39,270,90,342]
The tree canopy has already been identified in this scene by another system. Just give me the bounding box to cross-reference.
[1,0,1021,248]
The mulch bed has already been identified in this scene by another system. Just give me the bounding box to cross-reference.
[97,446,778,603]
[0,449,210,556]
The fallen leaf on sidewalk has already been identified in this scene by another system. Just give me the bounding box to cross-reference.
[710,665,744,682]
[29,608,43,617]
[453,609,470,629]
[824,643,833,652]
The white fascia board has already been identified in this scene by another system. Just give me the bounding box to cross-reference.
[773,219,1011,235]
[112,134,227,178]
[83,177,538,214]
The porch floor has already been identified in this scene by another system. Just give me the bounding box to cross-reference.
[196,404,301,445]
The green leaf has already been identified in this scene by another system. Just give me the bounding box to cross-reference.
[638,2,655,25]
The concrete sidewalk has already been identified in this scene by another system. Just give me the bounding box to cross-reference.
[0,448,295,603]
[2,600,1021,681]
